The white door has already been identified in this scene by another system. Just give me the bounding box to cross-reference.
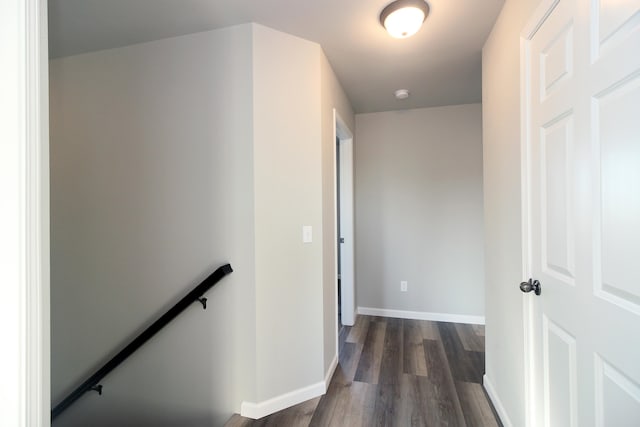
[336,111,355,326]
[523,0,640,426]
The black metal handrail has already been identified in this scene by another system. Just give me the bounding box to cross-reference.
[51,263,233,420]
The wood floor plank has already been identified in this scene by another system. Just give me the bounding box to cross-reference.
[260,395,320,427]
[308,379,342,427]
[227,316,500,427]
[467,350,485,384]
[365,317,400,425]
[396,374,440,426]
[423,339,467,426]
[224,414,254,427]
[327,381,377,427]
[374,374,463,427]
[354,319,386,384]
[337,341,357,383]
[310,378,377,427]
[339,324,351,351]
[456,381,501,427]
[438,322,484,384]
[418,319,441,341]
[403,319,428,376]
[378,317,403,385]
[371,382,398,427]
[346,315,371,344]
[472,324,485,337]
[455,324,485,353]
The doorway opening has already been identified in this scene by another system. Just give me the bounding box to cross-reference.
[337,135,342,327]
[334,110,355,340]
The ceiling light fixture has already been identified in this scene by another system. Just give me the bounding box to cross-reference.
[395,89,410,99]
[380,0,430,39]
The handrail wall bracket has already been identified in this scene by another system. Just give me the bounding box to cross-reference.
[197,297,208,309]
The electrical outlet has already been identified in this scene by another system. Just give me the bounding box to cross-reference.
[401,281,408,292]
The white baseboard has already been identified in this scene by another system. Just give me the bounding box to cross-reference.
[483,374,513,427]
[357,307,485,325]
[240,380,325,420]
[324,354,338,391]
[239,354,338,419]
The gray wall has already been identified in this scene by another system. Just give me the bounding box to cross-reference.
[250,24,356,402]
[320,51,355,374]
[482,0,541,425]
[50,22,356,425]
[354,104,485,317]
[252,24,325,401]
[50,25,256,426]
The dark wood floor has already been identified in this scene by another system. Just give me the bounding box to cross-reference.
[226,316,501,427]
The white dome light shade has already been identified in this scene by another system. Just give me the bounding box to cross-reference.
[380,0,430,39]
[383,7,425,38]
[395,89,410,99]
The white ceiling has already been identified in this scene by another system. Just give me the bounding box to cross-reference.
[48,0,504,113]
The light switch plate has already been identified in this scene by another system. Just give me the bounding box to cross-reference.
[302,225,313,243]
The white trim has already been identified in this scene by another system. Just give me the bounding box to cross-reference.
[332,108,340,376]
[520,20,536,427]
[335,111,353,141]
[0,0,50,426]
[520,0,560,39]
[239,354,337,420]
[357,307,485,325]
[520,2,559,427]
[26,1,50,425]
[324,354,338,391]
[335,110,355,328]
[333,109,356,371]
[240,380,326,419]
[483,374,513,427]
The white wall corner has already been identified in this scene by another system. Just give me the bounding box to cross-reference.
[483,374,513,427]
[324,354,338,392]
[357,307,485,325]
[240,380,326,420]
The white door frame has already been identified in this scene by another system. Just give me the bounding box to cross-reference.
[520,1,563,426]
[0,0,50,426]
[334,110,355,329]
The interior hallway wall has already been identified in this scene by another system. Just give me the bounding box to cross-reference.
[50,25,256,426]
[320,52,355,375]
[251,24,325,402]
[354,104,485,319]
[51,20,357,424]
[251,24,356,402]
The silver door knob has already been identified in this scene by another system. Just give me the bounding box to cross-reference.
[520,278,541,296]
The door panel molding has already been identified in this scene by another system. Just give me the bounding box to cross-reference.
[542,315,578,427]
[592,70,640,316]
[594,353,640,426]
